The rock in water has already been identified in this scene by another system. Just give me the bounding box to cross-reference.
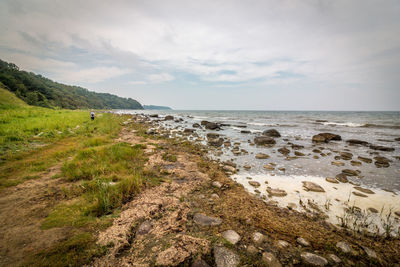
[205,122,220,130]
[208,138,224,147]
[248,181,261,187]
[262,129,281,137]
[214,246,240,267]
[262,252,282,267]
[340,152,353,160]
[336,173,348,183]
[312,133,341,143]
[347,139,369,146]
[369,145,395,152]
[358,156,372,163]
[193,213,222,226]
[278,147,290,155]
[255,153,270,159]
[342,169,359,176]
[222,230,241,245]
[331,161,345,166]
[353,186,374,194]
[301,252,328,266]
[326,177,339,184]
[267,187,287,197]
[254,136,276,146]
[165,115,174,120]
[302,181,325,192]
[374,156,391,168]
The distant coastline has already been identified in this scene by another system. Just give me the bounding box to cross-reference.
[143,105,172,110]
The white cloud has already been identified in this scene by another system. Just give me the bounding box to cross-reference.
[56,66,131,84]
[128,81,147,85]
[146,73,175,83]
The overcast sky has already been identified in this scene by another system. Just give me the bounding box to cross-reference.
[1,0,399,110]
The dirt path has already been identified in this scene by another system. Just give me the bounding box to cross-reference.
[0,164,69,266]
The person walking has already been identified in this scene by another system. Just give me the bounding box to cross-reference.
[90,110,95,120]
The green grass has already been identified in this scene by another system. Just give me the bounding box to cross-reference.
[0,83,28,109]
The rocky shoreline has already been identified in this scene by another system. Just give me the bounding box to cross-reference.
[96,112,400,266]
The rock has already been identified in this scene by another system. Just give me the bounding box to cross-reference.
[278,147,290,155]
[395,137,400,141]
[287,203,297,210]
[301,252,328,266]
[240,130,251,134]
[254,136,276,146]
[207,133,220,139]
[302,181,325,192]
[191,259,210,267]
[222,230,241,245]
[267,187,287,197]
[347,139,369,146]
[350,160,362,166]
[193,213,222,226]
[362,246,377,259]
[165,115,174,120]
[353,186,374,194]
[342,169,359,176]
[291,143,304,150]
[136,220,152,235]
[262,252,282,267]
[214,246,240,267]
[326,177,339,184]
[328,254,342,264]
[223,165,236,173]
[255,153,270,159]
[340,152,353,160]
[205,122,220,130]
[312,133,342,143]
[374,156,391,168]
[369,145,395,152]
[358,156,372,163]
[394,211,400,217]
[146,129,157,135]
[252,232,265,245]
[331,161,345,166]
[192,123,201,128]
[263,164,275,170]
[212,181,222,188]
[201,120,210,126]
[208,138,224,147]
[294,151,305,156]
[211,193,220,199]
[368,207,379,213]
[262,129,281,138]
[296,237,310,247]
[247,245,258,254]
[276,240,290,249]
[278,167,285,172]
[352,191,368,197]
[184,128,195,133]
[313,155,320,159]
[336,173,348,183]
[243,165,251,170]
[248,181,261,188]
[312,149,321,153]
[336,241,352,254]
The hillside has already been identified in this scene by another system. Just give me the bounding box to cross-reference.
[0,59,143,110]
[0,82,28,109]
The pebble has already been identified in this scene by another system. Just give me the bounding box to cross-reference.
[302,181,325,192]
[331,161,345,166]
[248,181,261,188]
[252,232,265,245]
[325,177,339,184]
[256,153,270,159]
[222,230,241,245]
[301,252,328,266]
[296,237,310,247]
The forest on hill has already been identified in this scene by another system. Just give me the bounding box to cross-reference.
[0,59,143,109]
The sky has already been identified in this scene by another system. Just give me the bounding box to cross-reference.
[0,0,399,110]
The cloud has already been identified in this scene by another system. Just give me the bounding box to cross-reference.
[56,66,131,84]
[128,81,147,85]
[146,73,175,83]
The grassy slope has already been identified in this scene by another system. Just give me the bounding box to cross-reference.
[0,83,28,109]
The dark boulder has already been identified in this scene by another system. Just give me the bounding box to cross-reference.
[347,139,369,146]
[254,136,276,146]
[369,145,395,152]
[205,122,220,130]
[183,128,195,133]
[193,123,201,128]
[201,120,209,126]
[164,115,174,121]
[278,147,290,155]
[312,133,342,143]
[207,133,220,139]
[263,129,281,138]
[208,138,224,147]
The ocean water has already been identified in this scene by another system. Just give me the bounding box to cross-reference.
[117,110,400,231]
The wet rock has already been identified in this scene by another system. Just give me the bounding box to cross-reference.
[331,161,345,166]
[294,151,305,156]
[239,130,250,134]
[301,252,328,266]
[302,181,325,192]
[328,254,342,264]
[165,115,174,120]
[205,122,220,130]
[263,164,275,171]
[296,237,310,247]
[207,133,220,139]
[347,139,369,146]
[358,156,372,163]
[313,155,320,159]
[194,213,222,226]
[278,167,286,172]
[248,181,261,188]
[184,128,195,133]
[326,177,339,184]
[192,123,201,128]
[312,149,322,153]
[342,169,359,176]
[208,138,224,147]
[201,120,210,126]
[352,191,368,197]
[336,241,352,254]
[192,259,210,267]
[369,145,395,152]
[336,173,348,183]
[395,137,400,141]
[212,181,222,188]
[254,136,276,146]
[291,143,304,150]
[252,232,265,245]
[312,133,342,143]
[340,152,353,160]
[262,252,282,267]
[262,129,281,138]
[374,156,391,168]
[214,246,240,267]
[394,211,400,217]
[353,186,374,194]
[243,165,251,170]
[255,153,270,159]
[136,220,152,235]
[267,187,287,197]
[223,165,236,173]
[362,246,377,259]
[287,203,297,210]
[222,230,241,245]
[278,147,290,155]
[350,160,362,166]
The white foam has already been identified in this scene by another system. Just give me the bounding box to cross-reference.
[322,122,365,127]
